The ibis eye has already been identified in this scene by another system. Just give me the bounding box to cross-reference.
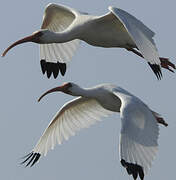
[33,31,43,37]
[36,31,44,37]
[67,82,72,88]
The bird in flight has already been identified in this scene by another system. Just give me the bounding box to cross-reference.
[2,3,175,79]
[21,82,168,180]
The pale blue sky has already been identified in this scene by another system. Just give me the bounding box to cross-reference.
[0,0,175,179]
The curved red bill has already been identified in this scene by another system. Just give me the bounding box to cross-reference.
[2,34,35,57]
[38,86,64,102]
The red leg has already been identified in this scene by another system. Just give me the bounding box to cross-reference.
[152,111,168,127]
[126,48,144,58]
[126,48,175,72]
[160,57,176,72]
[155,117,168,127]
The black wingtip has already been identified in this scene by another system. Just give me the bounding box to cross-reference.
[121,159,144,180]
[40,60,46,74]
[21,151,41,167]
[40,60,67,79]
[148,63,162,80]
[58,62,66,76]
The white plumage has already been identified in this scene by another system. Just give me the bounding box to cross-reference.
[22,82,167,180]
[39,4,159,66]
[34,97,112,155]
[40,4,81,63]
[2,3,175,79]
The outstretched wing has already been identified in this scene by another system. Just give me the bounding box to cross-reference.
[40,3,81,78]
[22,97,113,167]
[109,6,162,79]
[114,91,159,180]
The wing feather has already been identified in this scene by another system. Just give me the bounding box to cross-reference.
[118,95,159,175]
[112,89,159,177]
[109,6,160,66]
[40,3,81,78]
[23,97,113,166]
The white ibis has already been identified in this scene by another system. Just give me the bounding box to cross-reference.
[2,3,175,79]
[22,82,168,180]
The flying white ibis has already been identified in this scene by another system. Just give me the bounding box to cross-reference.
[2,3,175,79]
[22,82,168,180]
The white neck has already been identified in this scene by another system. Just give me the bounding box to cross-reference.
[48,30,76,43]
[70,86,97,98]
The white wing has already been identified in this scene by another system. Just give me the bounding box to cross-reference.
[109,6,160,66]
[22,97,113,166]
[114,91,159,179]
[40,3,81,78]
